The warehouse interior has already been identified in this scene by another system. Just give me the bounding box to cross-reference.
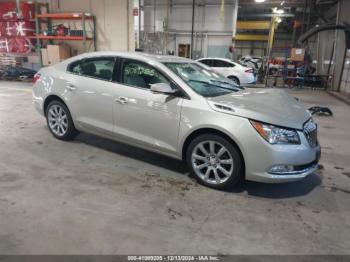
[0,0,350,258]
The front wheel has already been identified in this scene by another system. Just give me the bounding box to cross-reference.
[46,100,79,141]
[186,134,244,189]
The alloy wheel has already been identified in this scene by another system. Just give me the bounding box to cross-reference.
[47,104,68,137]
[191,140,234,185]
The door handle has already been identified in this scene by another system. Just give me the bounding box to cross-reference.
[66,83,76,91]
[115,96,129,105]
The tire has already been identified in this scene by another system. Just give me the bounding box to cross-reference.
[186,134,244,190]
[45,100,79,141]
[228,76,240,86]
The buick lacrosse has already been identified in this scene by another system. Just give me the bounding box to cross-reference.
[33,52,321,189]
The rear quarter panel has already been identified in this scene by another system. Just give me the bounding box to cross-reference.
[32,65,70,116]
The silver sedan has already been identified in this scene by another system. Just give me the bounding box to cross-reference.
[32,52,321,189]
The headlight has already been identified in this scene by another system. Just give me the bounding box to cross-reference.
[250,120,300,145]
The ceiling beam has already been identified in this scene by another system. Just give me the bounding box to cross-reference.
[235,34,269,41]
[237,21,271,30]
[238,13,295,18]
[239,0,306,8]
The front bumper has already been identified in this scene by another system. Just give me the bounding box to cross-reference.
[240,74,256,85]
[240,125,322,183]
[248,157,320,183]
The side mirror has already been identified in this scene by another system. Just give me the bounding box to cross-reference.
[150,83,176,94]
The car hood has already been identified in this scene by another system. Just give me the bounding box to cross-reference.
[207,88,311,130]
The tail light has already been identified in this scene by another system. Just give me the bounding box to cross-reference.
[245,68,253,74]
[33,73,41,84]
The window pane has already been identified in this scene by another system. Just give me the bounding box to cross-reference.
[213,60,233,68]
[199,59,212,66]
[80,58,115,80]
[165,62,241,97]
[68,61,82,74]
[122,60,170,89]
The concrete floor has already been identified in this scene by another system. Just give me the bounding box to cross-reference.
[0,81,349,255]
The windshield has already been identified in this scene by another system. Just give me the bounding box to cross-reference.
[164,62,242,97]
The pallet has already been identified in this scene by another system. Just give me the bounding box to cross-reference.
[0,54,25,69]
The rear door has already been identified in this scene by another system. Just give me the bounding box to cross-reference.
[211,59,235,77]
[198,59,213,67]
[64,56,116,135]
[111,58,184,156]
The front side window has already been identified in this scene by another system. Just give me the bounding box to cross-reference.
[121,60,171,89]
[164,62,241,97]
[68,57,115,81]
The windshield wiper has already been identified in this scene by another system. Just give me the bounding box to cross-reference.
[188,79,240,92]
[210,79,244,89]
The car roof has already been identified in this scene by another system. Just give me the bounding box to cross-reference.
[70,51,193,64]
[197,57,237,64]
[197,57,240,66]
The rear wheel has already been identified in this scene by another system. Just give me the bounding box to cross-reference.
[228,76,240,86]
[186,134,244,189]
[45,100,78,141]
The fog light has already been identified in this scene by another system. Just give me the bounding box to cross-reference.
[269,165,294,174]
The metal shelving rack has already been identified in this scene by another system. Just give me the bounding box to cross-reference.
[30,4,96,66]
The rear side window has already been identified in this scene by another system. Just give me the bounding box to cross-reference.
[199,59,213,66]
[212,60,234,68]
[68,61,82,74]
[68,57,116,81]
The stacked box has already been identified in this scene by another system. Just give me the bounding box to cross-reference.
[41,45,71,66]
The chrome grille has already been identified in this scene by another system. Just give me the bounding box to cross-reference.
[304,119,318,147]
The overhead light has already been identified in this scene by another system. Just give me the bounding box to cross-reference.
[255,0,266,2]
[273,7,285,14]
[280,1,285,6]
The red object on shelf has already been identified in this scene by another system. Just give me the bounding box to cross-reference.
[55,24,67,36]
[28,35,93,41]
[36,13,94,20]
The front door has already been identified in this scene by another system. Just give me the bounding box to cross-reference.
[112,59,183,156]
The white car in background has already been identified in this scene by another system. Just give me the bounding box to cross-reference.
[197,57,256,86]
